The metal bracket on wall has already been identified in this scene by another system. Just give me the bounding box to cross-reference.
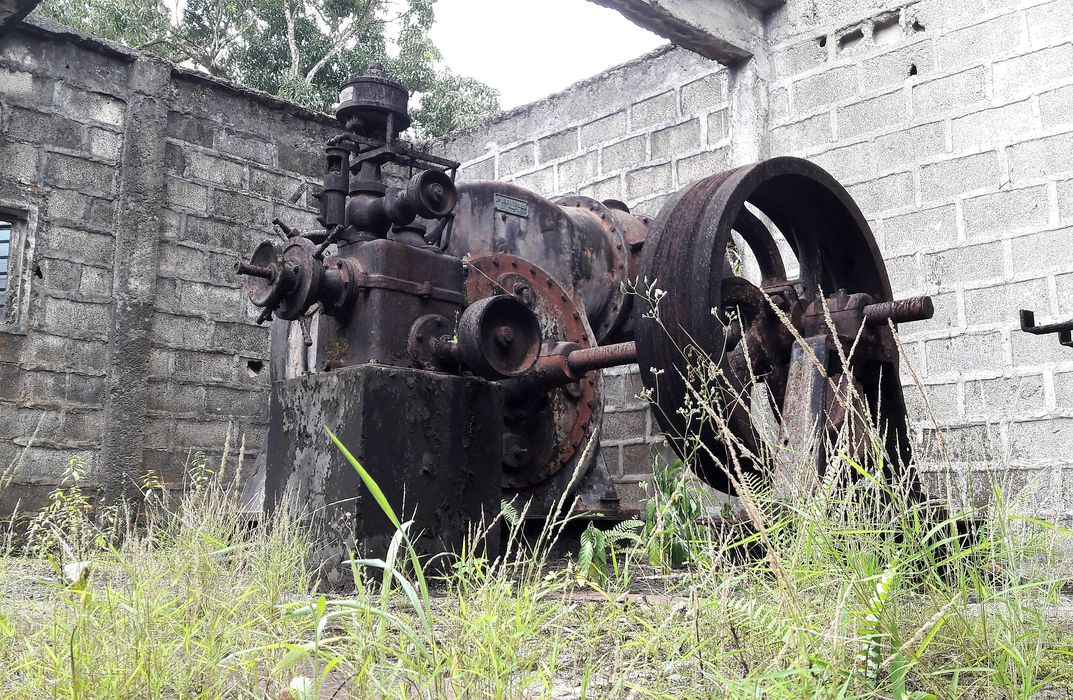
[1019,309,1073,349]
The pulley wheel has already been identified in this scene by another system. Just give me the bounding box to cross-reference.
[456,295,541,379]
[245,241,286,309]
[634,156,912,493]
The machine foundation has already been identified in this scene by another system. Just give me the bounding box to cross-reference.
[265,365,503,585]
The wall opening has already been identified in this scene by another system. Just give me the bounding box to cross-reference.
[838,28,864,52]
[873,15,901,45]
[0,205,36,332]
[0,218,11,317]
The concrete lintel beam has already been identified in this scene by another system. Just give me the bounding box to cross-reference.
[589,0,781,65]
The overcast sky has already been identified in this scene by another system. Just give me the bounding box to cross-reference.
[429,0,667,110]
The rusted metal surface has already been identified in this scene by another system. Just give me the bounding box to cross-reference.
[446,185,645,344]
[237,63,933,554]
[554,195,634,341]
[634,156,931,495]
[453,295,542,379]
[266,365,503,585]
[336,62,412,140]
[464,252,601,491]
[236,67,638,541]
[1020,309,1073,349]
[772,335,829,499]
[863,296,934,326]
[567,342,638,375]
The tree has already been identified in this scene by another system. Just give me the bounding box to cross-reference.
[37,0,499,138]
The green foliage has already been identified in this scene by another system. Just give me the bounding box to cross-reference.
[856,562,898,682]
[1,445,312,698]
[2,446,1072,696]
[186,449,216,491]
[22,456,122,560]
[39,0,172,50]
[36,0,499,137]
[4,370,1073,696]
[412,70,501,139]
[577,519,643,585]
[642,458,705,570]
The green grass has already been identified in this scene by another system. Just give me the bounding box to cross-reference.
[2,439,1072,698]
[3,300,1073,697]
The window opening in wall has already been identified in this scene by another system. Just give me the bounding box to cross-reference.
[0,206,36,332]
[0,218,11,317]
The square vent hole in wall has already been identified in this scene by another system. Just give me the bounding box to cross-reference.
[873,13,901,46]
[837,28,864,53]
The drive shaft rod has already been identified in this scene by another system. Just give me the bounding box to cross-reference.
[234,261,274,279]
[862,296,934,326]
[565,341,638,374]
[514,295,933,393]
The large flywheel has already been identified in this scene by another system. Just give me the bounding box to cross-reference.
[634,157,932,494]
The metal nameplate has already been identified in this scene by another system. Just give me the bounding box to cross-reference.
[494,194,529,218]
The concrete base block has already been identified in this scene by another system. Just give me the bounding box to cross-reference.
[265,365,503,587]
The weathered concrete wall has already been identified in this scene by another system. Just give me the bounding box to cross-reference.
[435,0,1073,514]
[3,2,1071,516]
[0,18,332,508]
[765,0,1073,514]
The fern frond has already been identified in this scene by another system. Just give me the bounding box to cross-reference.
[718,595,786,641]
[607,519,644,545]
[856,562,898,682]
[578,533,594,577]
[500,500,520,527]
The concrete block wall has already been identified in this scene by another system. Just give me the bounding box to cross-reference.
[0,25,129,505]
[436,0,1073,513]
[149,73,330,484]
[2,3,1070,515]
[0,20,333,508]
[767,0,1073,514]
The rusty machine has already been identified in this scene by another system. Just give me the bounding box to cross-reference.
[234,67,934,577]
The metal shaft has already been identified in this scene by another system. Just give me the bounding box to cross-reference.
[566,341,638,374]
[863,296,934,326]
[234,261,274,279]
